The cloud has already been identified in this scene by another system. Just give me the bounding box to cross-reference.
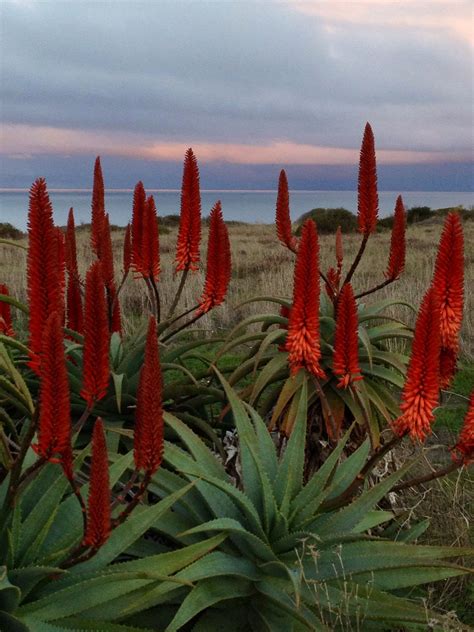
[291,1,473,46]
[3,123,471,165]
[0,1,472,166]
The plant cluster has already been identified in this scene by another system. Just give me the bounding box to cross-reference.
[0,125,472,631]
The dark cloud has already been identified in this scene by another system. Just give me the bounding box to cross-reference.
[1,1,472,152]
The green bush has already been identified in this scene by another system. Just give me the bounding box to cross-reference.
[0,223,25,240]
[295,207,358,234]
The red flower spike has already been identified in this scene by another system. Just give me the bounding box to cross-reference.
[325,267,339,299]
[91,157,105,254]
[333,283,362,388]
[335,225,343,271]
[131,181,147,275]
[175,148,201,272]
[134,317,164,475]
[83,419,111,548]
[197,201,232,314]
[27,178,64,373]
[439,346,457,389]
[385,195,406,280]
[357,123,379,235]
[452,390,474,465]
[432,213,464,351]
[96,215,121,334]
[286,220,325,378]
[65,208,79,278]
[33,312,72,465]
[276,169,297,253]
[0,284,14,337]
[80,261,110,407]
[98,214,115,289]
[123,223,132,274]
[66,274,84,334]
[144,195,160,280]
[393,288,441,441]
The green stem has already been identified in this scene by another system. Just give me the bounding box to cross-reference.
[167,269,189,319]
[390,458,462,493]
[161,310,205,344]
[342,233,369,288]
[148,275,161,323]
[5,407,39,508]
[355,277,395,300]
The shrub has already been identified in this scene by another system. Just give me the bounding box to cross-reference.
[0,222,25,240]
[295,207,358,234]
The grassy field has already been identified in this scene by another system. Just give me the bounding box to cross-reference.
[1,216,473,624]
[2,217,473,358]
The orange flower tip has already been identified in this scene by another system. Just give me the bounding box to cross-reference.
[286,220,325,378]
[276,169,297,252]
[357,122,379,235]
[80,261,110,407]
[134,316,164,475]
[83,418,111,548]
[35,311,72,464]
[384,194,406,280]
[332,283,361,389]
[175,148,201,272]
[197,201,231,315]
[432,212,464,351]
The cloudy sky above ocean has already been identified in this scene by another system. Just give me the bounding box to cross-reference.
[1,1,472,190]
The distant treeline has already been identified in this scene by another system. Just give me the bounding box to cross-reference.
[295,205,473,235]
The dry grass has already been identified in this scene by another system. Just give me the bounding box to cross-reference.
[2,219,473,357]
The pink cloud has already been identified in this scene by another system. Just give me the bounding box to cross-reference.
[291,1,473,46]
[2,123,471,165]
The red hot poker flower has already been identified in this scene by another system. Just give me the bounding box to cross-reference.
[98,214,115,289]
[33,312,72,469]
[27,178,64,373]
[286,220,325,378]
[357,123,379,235]
[65,208,79,278]
[197,201,232,314]
[0,284,14,336]
[439,346,457,390]
[91,157,106,255]
[144,195,160,280]
[393,288,440,441]
[385,195,406,280]
[83,419,111,548]
[432,213,464,351]
[80,261,110,408]
[325,267,339,300]
[131,181,147,275]
[452,389,474,465]
[276,169,297,253]
[332,283,362,389]
[175,148,201,272]
[134,317,164,475]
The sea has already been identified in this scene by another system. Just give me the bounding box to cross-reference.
[1,189,472,230]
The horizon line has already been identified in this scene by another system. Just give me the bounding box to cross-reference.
[1,188,473,194]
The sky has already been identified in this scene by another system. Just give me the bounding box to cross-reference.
[0,0,473,191]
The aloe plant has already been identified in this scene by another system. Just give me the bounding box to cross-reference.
[101,372,470,632]
[216,294,412,451]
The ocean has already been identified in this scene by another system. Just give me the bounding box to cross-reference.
[1,189,472,230]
